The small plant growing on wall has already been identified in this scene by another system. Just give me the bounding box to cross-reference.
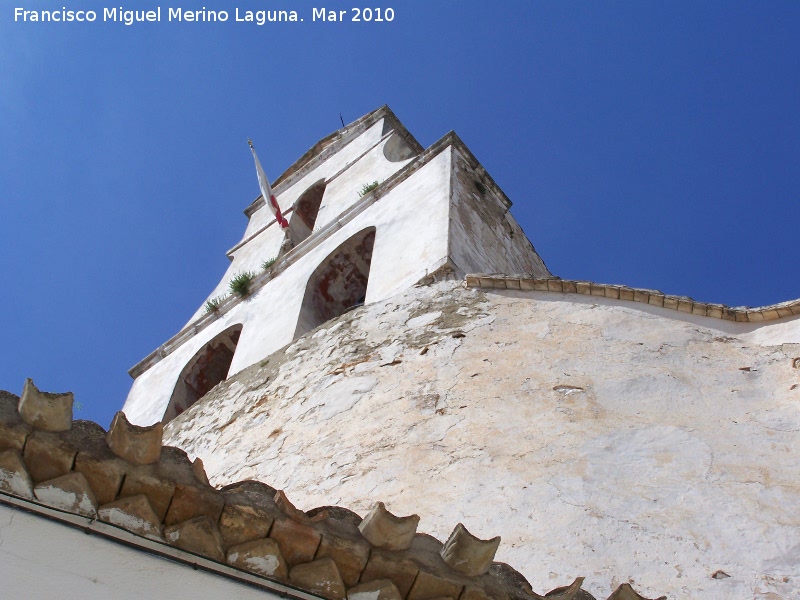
[204,295,227,314]
[229,271,256,298]
[262,257,277,271]
[358,181,379,197]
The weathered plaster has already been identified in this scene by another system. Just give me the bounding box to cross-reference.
[239,118,389,246]
[123,146,455,424]
[186,118,411,327]
[122,107,800,598]
[125,109,555,428]
[449,147,549,277]
[164,281,800,600]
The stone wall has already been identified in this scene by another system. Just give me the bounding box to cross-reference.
[1,382,660,600]
[162,280,800,599]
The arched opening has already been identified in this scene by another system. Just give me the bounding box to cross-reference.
[383,132,417,162]
[163,324,243,422]
[294,227,376,338]
[288,180,326,248]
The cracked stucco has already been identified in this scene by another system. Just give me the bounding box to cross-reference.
[164,280,800,600]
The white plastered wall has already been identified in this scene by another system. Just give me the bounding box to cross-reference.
[184,118,414,325]
[183,226,287,326]
[123,146,452,425]
[239,119,386,241]
[227,149,451,376]
[123,314,248,425]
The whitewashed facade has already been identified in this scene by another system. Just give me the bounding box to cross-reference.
[123,107,549,425]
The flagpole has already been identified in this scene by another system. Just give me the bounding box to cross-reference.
[248,139,290,232]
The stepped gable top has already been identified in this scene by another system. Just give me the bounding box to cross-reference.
[243,105,424,218]
[0,381,665,600]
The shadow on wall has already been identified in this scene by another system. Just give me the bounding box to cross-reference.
[294,227,376,339]
[288,180,326,248]
[163,324,243,422]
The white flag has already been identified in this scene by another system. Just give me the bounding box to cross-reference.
[248,140,289,230]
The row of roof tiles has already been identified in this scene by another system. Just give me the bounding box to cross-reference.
[465,275,800,322]
[0,380,664,600]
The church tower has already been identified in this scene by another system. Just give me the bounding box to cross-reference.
[122,107,549,425]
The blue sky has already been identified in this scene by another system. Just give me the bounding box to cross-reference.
[2,1,798,426]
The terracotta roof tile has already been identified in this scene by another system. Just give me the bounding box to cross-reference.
[0,384,665,600]
[466,275,799,323]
